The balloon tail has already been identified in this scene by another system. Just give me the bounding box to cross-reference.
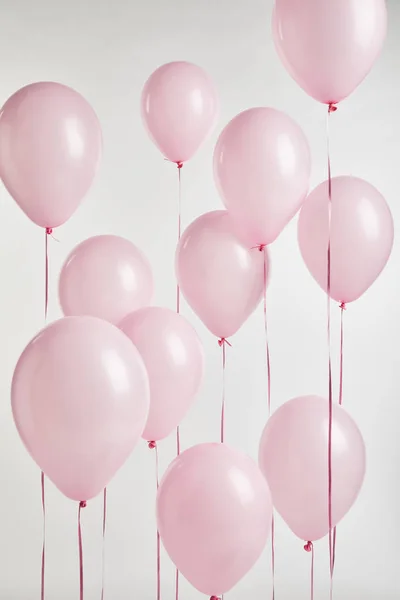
[304,542,314,600]
[41,472,45,600]
[78,501,86,600]
[101,488,107,600]
[218,338,231,443]
[326,104,336,599]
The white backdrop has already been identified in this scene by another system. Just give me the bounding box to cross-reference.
[0,0,398,598]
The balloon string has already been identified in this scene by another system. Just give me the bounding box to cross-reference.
[41,472,45,600]
[148,442,161,600]
[327,102,336,600]
[218,338,231,443]
[304,542,314,600]
[101,488,107,600]
[78,501,87,600]
[175,160,183,600]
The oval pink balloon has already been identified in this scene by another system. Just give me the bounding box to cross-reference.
[176,210,266,339]
[214,108,311,246]
[259,395,366,542]
[273,0,387,104]
[141,61,218,164]
[12,317,149,502]
[157,443,272,596]
[59,235,154,325]
[119,307,204,441]
[298,176,394,304]
[0,82,102,228]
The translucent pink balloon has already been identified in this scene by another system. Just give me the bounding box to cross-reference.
[157,443,272,596]
[119,307,204,441]
[214,108,311,246]
[0,82,102,228]
[141,61,218,164]
[59,235,153,325]
[273,0,387,105]
[176,210,266,339]
[12,317,149,502]
[259,395,366,542]
[298,176,394,304]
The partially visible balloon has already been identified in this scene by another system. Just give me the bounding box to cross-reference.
[0,82,102,228]
[298,176,393,303]
[273,0,387,104]
[176,211,266,339]
[214,108,311,246]
[259,395,366,542]
[119,307,204,441]
[157,443,272,596]
[141,61,218,164]
[12,317,149,502]
[59,235,153,325]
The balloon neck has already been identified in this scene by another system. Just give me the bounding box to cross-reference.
[328,103,337,113]
[148,440,157,449]
[339,302,346,310]
[176,161,183,169]
[304,541,313,552]
[45,227,53,235]
[218,338,232,348]
[79,501,87,508]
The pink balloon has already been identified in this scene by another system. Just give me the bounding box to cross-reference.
[119,307,204,441]
[141,61,218,164]
[273,0,387,105]
[214,108,311,246]
[259,395,366,542]
[157,443,272,596]
[59,235,153,325]
[12,317,149,502]
[176,210,267,339]
[298,176,394,304]
[0,82,102,228]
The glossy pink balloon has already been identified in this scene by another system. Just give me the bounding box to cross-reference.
[59,235,153,325]
[0,82,102,228]
[141,61,218,164]
[12,317,149,502]
[259,395,366,542]
[157,443,272,596]
[176,211,266,339]
[214,108,311,246]
[119,307,204,441]
[273,0,387,104]
[298,176,394,303]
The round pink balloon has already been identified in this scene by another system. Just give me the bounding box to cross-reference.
[119,307,204,441]
[12,317,149,502]
[157,443,272,596]
[273,0,387,104]
[298,176,394,304]
[259,395,366,542]
[0,82,102,228]
[141,61,218,164]
[176,210,267,339]
[59,235,154,325]
[214,108,311,246]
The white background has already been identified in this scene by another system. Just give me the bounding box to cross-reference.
[0,0,398,598]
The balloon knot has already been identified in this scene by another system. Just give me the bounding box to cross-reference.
[304,541,313,552]
[328,103,337,113]
[218,338,232,347]
[177,161,183,169]
[258,244,266,252]
[339,302,346,310]
[79,501,87,509]
[148,440,157,449]
[45,227,53,235]
[210,596,220,600]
